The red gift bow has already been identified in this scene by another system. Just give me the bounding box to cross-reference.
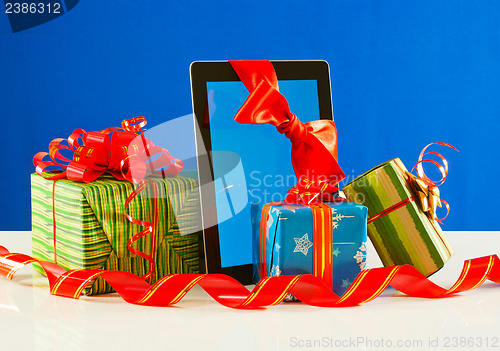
[229,60,346,192]
[33,116,183,183]
[1,245,500,309]
[33,116,183,282]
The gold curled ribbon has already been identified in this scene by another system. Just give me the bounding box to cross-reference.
[408,142,458,223]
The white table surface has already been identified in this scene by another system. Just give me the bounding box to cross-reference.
[0,231,499,351]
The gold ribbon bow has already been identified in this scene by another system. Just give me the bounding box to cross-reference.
[407,171,442,220]
[407,142,458,223]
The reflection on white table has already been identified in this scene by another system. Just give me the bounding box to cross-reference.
[0,231,499,351]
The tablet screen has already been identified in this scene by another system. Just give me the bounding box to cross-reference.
[207,79,321,268]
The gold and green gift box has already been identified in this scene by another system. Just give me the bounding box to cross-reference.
[31,173,202,295]
[343,158,453,276]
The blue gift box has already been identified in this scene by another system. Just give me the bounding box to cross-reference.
[251,201,368,297]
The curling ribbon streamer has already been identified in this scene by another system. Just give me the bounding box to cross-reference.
[34,117,183,281]
[411,142,458,222]
[368,142,458,225]
[1,246,500,309]
[229,60,346,192]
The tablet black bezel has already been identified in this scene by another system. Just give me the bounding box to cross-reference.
[190,60,333,284]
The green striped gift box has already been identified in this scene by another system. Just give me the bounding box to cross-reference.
[31,173,202,295]
[343,158,453,277]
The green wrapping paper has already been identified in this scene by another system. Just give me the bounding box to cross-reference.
[343,158,453,276]
[31,173,202,295]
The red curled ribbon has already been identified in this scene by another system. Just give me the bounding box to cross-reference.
[1,245,500,309]
[412,142,458,223]
[229,60,346,192]
[33,117,183,282]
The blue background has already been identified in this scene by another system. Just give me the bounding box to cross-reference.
[208,80,320,267]
[1,1,498,231]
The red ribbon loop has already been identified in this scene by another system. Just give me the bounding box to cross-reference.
[122,116,147,132]
[414,142,457,187]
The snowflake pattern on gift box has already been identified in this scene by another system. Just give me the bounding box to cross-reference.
[332,208,355,230]
[353,242,368,270]
[293,233,314,256]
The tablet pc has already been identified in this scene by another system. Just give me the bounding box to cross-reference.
[190,60,334,284]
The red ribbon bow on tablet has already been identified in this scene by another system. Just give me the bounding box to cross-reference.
[229,60,345,204]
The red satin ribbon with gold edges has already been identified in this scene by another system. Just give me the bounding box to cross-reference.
[1,245,500,309]
[34,116,184,281]
[229,60,345,188]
